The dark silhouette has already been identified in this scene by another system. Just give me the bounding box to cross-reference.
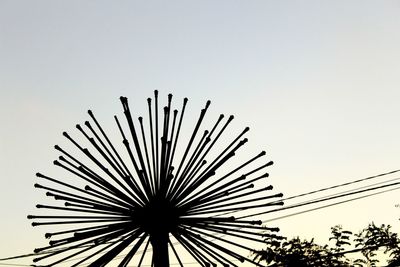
[253,223,400,267]
[28,91,283,266]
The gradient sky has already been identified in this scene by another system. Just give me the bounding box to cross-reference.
[1,1,400,266]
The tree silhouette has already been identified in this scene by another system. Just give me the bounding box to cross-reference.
[254,223,400,267]
[354,223,400,267]
[28,91,283,266]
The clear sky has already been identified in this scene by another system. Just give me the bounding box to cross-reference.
[1,1,400,266]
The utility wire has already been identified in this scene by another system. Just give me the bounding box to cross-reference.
[238,177,400,219]
[288,176,400,206]
[263,175,400,218]
[262,186,400,223]
[279,169,400,203]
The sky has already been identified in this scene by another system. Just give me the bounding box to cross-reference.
[1,0,400,266]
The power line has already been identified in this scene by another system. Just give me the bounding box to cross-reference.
[286,175,400,207]
[262,186,400,223]
[258,175,400,221]
[238,175,400,219]
[279,168,400,203]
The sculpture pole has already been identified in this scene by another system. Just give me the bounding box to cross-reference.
[151,233,169,267]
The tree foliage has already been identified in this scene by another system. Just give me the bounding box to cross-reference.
[354,223,400,267]
[253,222,400,267]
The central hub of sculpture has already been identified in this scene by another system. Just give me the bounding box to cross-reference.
[135,197,181,237]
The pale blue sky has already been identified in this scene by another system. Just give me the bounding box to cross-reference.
[1,1,400,265]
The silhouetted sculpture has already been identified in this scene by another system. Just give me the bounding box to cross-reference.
[28,91,283,266]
